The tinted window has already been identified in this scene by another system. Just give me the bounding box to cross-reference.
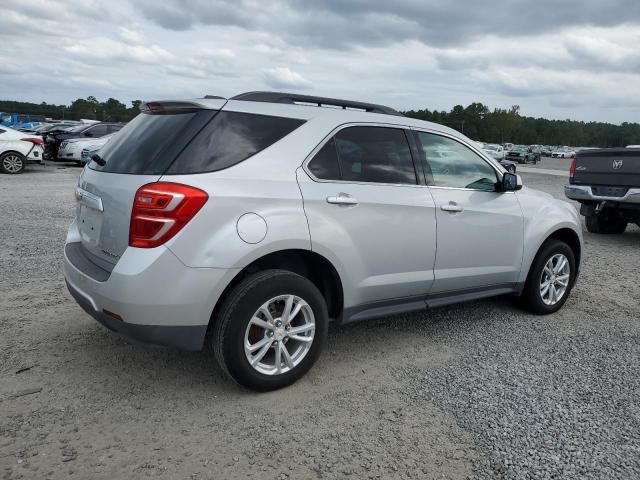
[414,131,497,191]
[334,127,416,185]
[91,110,216,174]
[107,124,123,134]
[308,138,341,180]
[167,112,305,174]
[17,115,28,123]
[86,124,108,137]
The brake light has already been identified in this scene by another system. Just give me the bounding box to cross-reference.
[21,137,43,145]
[569,158,576,181]
[129,182,208,248]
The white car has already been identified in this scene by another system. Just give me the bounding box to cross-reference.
[0,126,45,174]
[483,143,505,160]
[58,133,116,164]
[551,150,575,158]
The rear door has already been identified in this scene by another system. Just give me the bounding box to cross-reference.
[412,130,524,294]
[76,105,222,267]
[297,125,437,308]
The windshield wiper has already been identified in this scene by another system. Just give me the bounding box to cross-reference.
[91,154,106,166]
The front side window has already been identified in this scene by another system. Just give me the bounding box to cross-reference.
[308,126,417,185]
[413,131,497,191]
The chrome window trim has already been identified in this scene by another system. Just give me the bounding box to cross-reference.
[302,122,423,188]
[302,122,507,193]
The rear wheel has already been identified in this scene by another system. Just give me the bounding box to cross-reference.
[585,212,627,234]
[0,152,26,174]
[520,239,575,314]
[212,270,328,391]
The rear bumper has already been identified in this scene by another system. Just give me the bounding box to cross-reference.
[65,279,207,350]
[564,185,640,204]
[63,222,239,350]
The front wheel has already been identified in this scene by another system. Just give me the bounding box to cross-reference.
[212,270,328,391]
[520,239,576,315]
[0,152,26,174]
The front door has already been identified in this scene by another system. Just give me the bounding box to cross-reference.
[412,130,524,294]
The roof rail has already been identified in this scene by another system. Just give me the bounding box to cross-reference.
[230,91,403,116]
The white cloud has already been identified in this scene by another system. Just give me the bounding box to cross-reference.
[263,67,311,89]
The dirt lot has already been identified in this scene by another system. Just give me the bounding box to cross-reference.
[1,165,639,479]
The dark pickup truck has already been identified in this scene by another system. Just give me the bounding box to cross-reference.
[565,148,640,233]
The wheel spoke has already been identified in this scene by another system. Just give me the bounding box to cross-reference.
[550,284,557,303]
[288,323,314,335]
[251,339,273,366]
[275,342,282,373]
[287,302,303,325]
[250,316,274,331]
[259,306,274,324]
[540,284,550,298]
[247,336,272,353]
[280,343,294,369]
[280,295,295,325]
[554,257,567,274]
[289,334,313,343]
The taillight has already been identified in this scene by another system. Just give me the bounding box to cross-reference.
[569,158,576,182]
[129,182,208,248]
[21,137,43,145]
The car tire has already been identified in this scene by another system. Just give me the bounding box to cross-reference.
[520,239,576,315]
[0,152,26,174]
[585,213,627,234]
[212,269,328,391]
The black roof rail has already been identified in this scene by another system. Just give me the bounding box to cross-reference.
[203,95,226,99]
[230,91,403,116]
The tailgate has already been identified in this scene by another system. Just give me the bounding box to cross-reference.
[75,100,223,267]
[573,149,640,187]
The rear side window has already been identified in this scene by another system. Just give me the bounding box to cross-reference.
[167,112,305,174]
[307,138,341,180]
[308,126,416,185]
[86,124,108,137]
[91,110,216,174]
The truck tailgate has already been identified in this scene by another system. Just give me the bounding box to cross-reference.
[572,148,640,187]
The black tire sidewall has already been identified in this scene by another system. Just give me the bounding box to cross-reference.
[522,240,576,315]
[0,152,26,174]
[217,271,328,391]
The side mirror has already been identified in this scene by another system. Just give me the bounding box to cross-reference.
[502,172,522,191]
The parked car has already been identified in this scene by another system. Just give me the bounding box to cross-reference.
[552,149,575,158]
[565,148,640,234]
[506,145,540,164]
[43,122,123,162]
[0,112,47,131]
[0,126,44,174]
[483,143,505,160]
[64,91,582,391]
[58,132,116,164]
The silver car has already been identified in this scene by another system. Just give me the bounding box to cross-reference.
[64,92,583,391]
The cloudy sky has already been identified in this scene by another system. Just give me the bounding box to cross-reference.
[2,0,640,123]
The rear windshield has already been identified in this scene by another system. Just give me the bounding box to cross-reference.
[90,110,216,174]
[91,110,304,175]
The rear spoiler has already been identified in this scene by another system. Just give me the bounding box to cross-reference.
[140,99,227,113]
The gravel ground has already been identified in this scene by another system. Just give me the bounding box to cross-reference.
[1,165,639,479]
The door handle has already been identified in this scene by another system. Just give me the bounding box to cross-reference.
[440,202,463,213]
[326,194,358,206]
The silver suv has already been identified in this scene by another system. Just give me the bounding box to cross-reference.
[64,92,583,390]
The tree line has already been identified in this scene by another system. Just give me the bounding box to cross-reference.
[0,97,141,123]
[403,103,640,147]
[1,96,639,147]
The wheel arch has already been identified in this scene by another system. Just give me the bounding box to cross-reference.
[208,248,344,331]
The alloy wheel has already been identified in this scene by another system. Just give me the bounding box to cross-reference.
[244,294,315,375]
[2,154,24,173]
[539,253,570,305]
